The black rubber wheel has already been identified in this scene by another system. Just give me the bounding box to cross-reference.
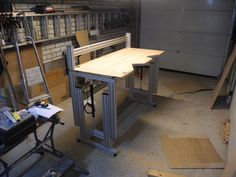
[38,149,45,155]
[77,138,81,142]
[40,152,45,155]
[84,171,90,175]
[113,153,117,157]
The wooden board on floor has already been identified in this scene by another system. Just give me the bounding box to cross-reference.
[163,79,210,95]
[210,45,236,109]
[75,48,164,78]
[161,134,225,169]
[76,30,91,64]
[148,170,185,177]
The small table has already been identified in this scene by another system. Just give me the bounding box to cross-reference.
[68,47,164,155]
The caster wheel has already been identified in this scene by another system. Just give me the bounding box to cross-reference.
[113,153,117,157]
[84,171,90,175]
[77,138,81,142]
[38,149,45,155]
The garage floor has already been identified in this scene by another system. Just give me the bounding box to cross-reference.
[3,70,228,177]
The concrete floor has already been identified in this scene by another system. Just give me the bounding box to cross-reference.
[2,70,229,177]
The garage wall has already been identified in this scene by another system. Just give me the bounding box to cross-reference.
[140,0,235,77]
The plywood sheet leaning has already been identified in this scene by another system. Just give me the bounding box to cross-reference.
[161,134,225,169]
[4,45,44,86]
[28,68,69,105]
[4,45,44,100]
[210,45,236,109]
[76,30,91,64]
[148,169,185,177]
[163,79,211,95]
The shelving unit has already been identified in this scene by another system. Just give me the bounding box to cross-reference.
[3,10,129,48]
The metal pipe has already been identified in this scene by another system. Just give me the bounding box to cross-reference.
[73,36,127,56]
[15,37,30,103]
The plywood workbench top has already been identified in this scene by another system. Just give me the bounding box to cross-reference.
[74,48,164,78]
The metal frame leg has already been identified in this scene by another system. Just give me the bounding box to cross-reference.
[148,57,159,105]
[69,72,86,139]
[103,92,117,156]
[76,86,86,139]
[69,73,80,126]
[126,57,160,106]
[126,74,135,100]
[78,81,117,155]
[108,81,117,140]
[103,92,111,149]
[70,71,118,155]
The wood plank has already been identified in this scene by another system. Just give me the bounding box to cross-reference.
[76,30,91,64]
[221,87,236,177]
[75,48,164,78]
[28,67,69,105]
[45,68,65,88]
[210,45,236,109]
[148,170,185,177]
[49,82,68,105]
[161,134,225,169]
[0,72,7,89]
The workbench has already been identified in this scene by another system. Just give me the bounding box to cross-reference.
[66,33,164,155]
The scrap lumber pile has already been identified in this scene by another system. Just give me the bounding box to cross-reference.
[148,170,185,177]
[223,119,230,144]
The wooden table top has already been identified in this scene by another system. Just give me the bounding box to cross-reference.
[74,48,164,78]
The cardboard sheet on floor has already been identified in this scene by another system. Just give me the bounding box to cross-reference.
[163,79,210,95]
[161,135,225,169]
[148,170,185,177]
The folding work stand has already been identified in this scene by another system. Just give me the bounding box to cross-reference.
[0,114,61,176]
[67,33,164,156]
[0,114,89,177]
